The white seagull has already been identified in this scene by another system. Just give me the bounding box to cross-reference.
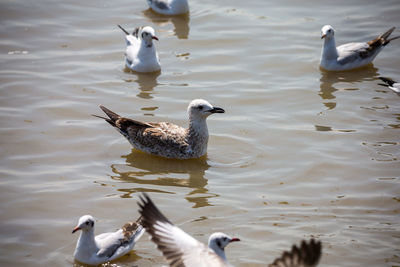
[146,0,189,15]
[379,77,400,95]
[138,193,240,266]
[72,215,145,265]
[320,25,399,71]
[138,193,322,267]
[118,24,161,73]
[94,99,225,159]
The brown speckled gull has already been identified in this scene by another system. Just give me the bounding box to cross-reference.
[94,99,225,159]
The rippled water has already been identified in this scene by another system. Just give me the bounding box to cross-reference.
[0,0,399,266]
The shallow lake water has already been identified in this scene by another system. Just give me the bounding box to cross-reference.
[0,0,399,266]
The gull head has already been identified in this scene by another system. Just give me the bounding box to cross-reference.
[72,215,95,234]
[321,25,334,40]
[141,26,159,47]
[208,232,240,259]
[187,99,225,121]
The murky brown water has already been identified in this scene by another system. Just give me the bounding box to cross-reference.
[1,0,399,266]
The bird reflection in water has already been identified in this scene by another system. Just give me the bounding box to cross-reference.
[142,9,190,39]
[319,66,379,110]
[110,150,217,208]
[123,70,160,99]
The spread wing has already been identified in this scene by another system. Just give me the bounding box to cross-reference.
[138,193,229,267]
[379,77,400,94]
[268,239,322,267]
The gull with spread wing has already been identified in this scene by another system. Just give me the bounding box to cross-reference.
[138,193,322,267]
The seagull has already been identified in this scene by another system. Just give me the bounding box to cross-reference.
[146,0,189,15]
[378,77,400,95]
[268,239,322,267]
[118,24,161,73]
[320,25,399,71]
[138,193,322,267]
[94,99,225,159]
[138,193,240,266]
[72,215,145,266]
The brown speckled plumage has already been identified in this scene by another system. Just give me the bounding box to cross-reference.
[94,99,224,159]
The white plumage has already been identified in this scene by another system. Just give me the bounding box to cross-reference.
[118,25,161,73]
[72,215,144,265]
[320,25,399,71]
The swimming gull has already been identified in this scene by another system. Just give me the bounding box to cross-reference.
[138,193,322,267]
[94,99,225,159]
[118,24,161,73]
[320,25,399,71]
[138,193,240,267]
[378,77,400,95]
[72,215,144,265]
[147,0,189,15]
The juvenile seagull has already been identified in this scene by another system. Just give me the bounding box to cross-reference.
[138,193,322,267]
[378,77,400,95]
[138,193,240,267]
[72,215,144,266]
[94,99,225,159]
[147,0,189,15]
[320,25,399,71]
[118,24,161,73]
[268,239,322,267]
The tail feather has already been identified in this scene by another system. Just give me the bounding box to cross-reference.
[92,114,115,127]
[380,26,395,40]
[118,24,129,35]
[99,105,121,122]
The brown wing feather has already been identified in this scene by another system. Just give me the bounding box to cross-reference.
[269,239,322,267]
[121,216,143,243]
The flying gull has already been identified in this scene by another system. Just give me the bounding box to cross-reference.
[138,193,322,267]
[147,0,189,15]
[72,215,144,265]
[138,193,240,266]
[118,24,161,73]
[94,99,225,159]
[320,25,399,71]
[378,77,400,95]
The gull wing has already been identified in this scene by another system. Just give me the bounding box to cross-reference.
[268,239,322,267]
[138,193,229,267]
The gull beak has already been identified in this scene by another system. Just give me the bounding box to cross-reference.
[152,36,159,41]
[230,237,241,242]
[321,34,326,39]
[209,107,225,114]
[72,226,81,234]
[117,24,130,35]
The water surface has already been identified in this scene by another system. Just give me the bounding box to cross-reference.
[0,0,399,266]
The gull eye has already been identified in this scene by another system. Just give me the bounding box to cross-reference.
[223,237,227,241]
[86,221,89,225]
[198,106,203,110]
[328,29,331,33]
